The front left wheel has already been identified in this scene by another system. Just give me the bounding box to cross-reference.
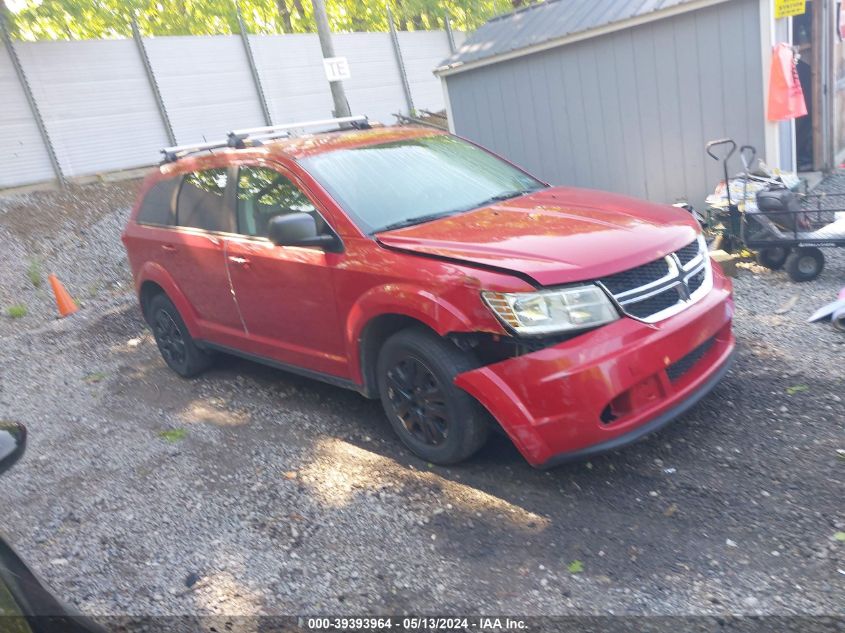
[148,294,214,377]
[376,328,489,465]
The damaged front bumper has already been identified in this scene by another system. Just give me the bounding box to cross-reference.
[454,267,735,468]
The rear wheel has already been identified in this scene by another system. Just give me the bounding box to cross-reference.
[148,294,213,377]
[376,328,489,465]
[756,246,789,270]
[784,247,825,282]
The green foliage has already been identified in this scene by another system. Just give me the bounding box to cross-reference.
[567,559,583,574]
[159,428,187,442]
[4,0,525,40]
[26,258,42,288]
[84,371,107,383]
[5,304,27,319]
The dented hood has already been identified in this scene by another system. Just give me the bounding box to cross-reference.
[375,186,700,286]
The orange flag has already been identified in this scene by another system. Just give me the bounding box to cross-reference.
[767,43,808,121]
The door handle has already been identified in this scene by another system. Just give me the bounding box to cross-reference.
[228,256,250,270]
[161,244,177,253]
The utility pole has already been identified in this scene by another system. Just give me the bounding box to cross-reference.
[310,0,351,118]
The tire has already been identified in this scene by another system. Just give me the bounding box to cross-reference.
[756,246,789,270]
[784,247,825,282]
[148,294,213,377]
[376,328,489,465]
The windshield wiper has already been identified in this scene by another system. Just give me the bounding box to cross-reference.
[374,187,544,233]
[446,188,543,216]
[376,211,458,233]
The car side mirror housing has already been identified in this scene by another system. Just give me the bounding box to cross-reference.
[267,213,342,252]
[0,421,26,476]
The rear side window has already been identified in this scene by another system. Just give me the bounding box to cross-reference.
[236,166,317,237]
[137,177,180,226]
[176,168,234,233]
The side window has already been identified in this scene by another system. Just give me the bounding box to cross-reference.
[137,177,180,226]
[176,168,234,233]
[236,166,319,238]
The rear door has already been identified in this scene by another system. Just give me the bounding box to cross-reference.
[166,167,245,345]
[224,163,346,377]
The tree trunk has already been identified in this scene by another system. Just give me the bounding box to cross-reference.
[291,0,307,19]
[275,0,294,32]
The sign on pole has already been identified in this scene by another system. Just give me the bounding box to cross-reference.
[774,0,806,19]
[323,56,351,82]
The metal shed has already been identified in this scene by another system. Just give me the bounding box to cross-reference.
[435,0,782,209]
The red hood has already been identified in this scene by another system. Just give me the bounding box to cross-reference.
[375,186,700,286]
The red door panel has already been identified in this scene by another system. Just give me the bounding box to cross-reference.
[156,227,244,345]
[224,237,347,377]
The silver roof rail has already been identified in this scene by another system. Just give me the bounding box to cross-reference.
[161,139,230,163]
[228,115,369,147]
[160,115,369,164]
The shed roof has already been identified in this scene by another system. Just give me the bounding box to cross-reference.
[436,0,729,76]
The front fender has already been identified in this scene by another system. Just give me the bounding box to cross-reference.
[344,282,501,384]
[135,262,202,338]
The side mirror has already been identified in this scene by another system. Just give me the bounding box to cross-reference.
[267,213,342,252]
[0,421,26,476]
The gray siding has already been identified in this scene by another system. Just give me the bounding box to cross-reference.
[446,0,764,209]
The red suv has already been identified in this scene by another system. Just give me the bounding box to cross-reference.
[122,119,734,468]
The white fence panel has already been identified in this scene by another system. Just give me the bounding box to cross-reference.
[249,34,335,124]
[396,30,452,113]
[144,35,266,145]
[1,29,462,188]
[335,32,408,124]
[0,45,54,187]
[16,39,168,177]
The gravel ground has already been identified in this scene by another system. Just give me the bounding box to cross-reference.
[0,182,843,622]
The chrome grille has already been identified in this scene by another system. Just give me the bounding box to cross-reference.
[625,289,684,319]
[676,241,700,267]
[598,236,712,323]
[600,259,671,296]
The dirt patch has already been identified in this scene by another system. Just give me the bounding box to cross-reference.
[0,180,140,243]
[0,180,140,337]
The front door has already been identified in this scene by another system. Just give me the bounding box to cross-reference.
[224,164,347,377]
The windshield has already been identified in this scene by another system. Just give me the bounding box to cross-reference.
[298,134,546,233]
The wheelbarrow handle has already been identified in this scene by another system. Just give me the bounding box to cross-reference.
[706,138,737,161]
[740,144,757,170]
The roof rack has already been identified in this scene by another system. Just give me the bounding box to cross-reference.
[227,115,370,148]
[160,139,231,164]
[160,115,370,163]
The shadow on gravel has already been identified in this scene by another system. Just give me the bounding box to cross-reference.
[90,304,844,592]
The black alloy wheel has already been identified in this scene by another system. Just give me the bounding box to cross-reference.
[386,356,450,446]
[148,294,213,377]
[376,328,489,464]
[154,309,186,368]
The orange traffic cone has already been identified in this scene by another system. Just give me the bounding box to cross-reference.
[48,274,78,318]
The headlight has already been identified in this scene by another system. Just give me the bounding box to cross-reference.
[482,285,619,336]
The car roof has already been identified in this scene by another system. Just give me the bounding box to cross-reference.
[261,125,446,160]
[155,125,447,178]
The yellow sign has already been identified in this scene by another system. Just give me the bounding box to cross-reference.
[775,0,806,19]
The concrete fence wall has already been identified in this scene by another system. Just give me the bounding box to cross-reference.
[0,29,464,189]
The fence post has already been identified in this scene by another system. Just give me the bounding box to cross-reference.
[235,2,272,126]
[386,4,414,115]
[130,16,176,146]
[444,15,456,54]
[0,13,65,185]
